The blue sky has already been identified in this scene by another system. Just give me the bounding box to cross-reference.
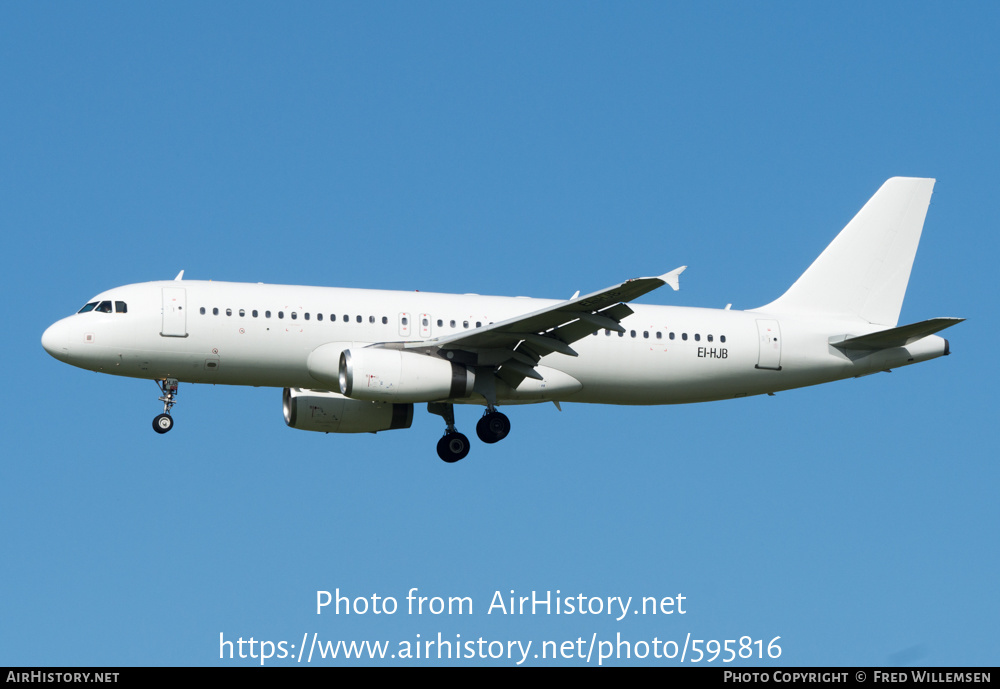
[2,2,996,666]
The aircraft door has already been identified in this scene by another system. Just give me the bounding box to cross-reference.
[755,319,781,370]
[161,287,188,337]
[398,312,411,338]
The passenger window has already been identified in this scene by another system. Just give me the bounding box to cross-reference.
[291,312,297,320]
[213,308,219,316]
[720,335,726,343]
[694,334,700,342]
[115,301,127,313]
[278,311,284,319]
[476,322,482,328]
[265,311,271,318]
[200,307,206,315]
[463,321,469,328]
[343,315,349,322]
[437,319,443,327]
[682,333,688,341]
[401,317,408,326]
[605,329,611,336]
[316,313,322,321]
[239,309,245,317]
[356,315,362,323]
[450,320,456,328]
[78,302,98,313]
[382,316,388,325]
[630,330,636,338]
[253,310,258,318]
[370,316,375,324]
[226,308,232,316]
[707,334,713,342]
[669,332,675,340]
[656,332,662,339]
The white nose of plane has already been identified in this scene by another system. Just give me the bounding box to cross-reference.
[41,319,73,362]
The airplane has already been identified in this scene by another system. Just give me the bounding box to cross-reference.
[41,177,962,462]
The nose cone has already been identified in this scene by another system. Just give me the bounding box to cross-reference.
[41,319,73,362]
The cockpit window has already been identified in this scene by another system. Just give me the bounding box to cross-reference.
[77,300,127,314]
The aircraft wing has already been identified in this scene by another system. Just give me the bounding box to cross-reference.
[401,267,685,386]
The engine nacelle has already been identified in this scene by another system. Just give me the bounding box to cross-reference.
[339,348,475,403]
[283,388,413,434]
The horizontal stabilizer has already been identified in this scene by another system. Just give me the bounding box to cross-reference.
[829,317,964,351]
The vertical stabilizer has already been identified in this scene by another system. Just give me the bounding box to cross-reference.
[757,177,935,326]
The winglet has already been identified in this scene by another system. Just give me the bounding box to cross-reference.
[174,270,185,281]
[660,266,686,291]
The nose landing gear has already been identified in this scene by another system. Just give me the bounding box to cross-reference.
[152,379,179,434]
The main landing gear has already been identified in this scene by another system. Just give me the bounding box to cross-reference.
[476,409,510,444]
[429,402,510,463]
[152,378,179,434]
[436,432,470,464]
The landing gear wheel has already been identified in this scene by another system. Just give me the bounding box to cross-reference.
[476,411,510,444]
[153,414,174,434]
[154,379,179,434]
[437,432,470,463]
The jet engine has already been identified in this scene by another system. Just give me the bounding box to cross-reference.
[283,388,413,433]
[338,348,475,403]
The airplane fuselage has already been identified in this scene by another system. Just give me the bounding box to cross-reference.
[42,279,948,406]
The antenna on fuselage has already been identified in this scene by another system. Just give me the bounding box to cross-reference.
[174,270,185,281]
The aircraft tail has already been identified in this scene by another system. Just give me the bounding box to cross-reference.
[757,177,935,327]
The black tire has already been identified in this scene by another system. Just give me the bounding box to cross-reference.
[153,414,174,434]
[476,412,510,444]
[437,432,470,463]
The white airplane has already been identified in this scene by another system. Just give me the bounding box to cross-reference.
[42,177,962,462]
